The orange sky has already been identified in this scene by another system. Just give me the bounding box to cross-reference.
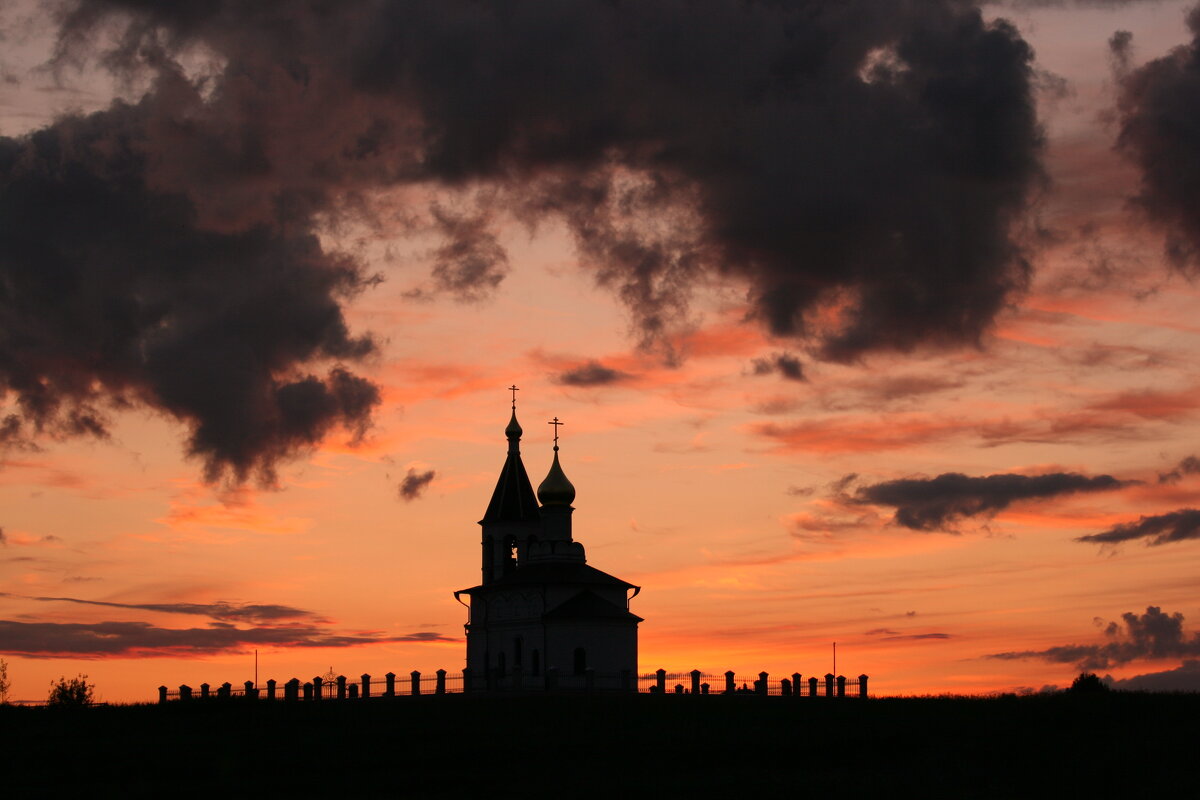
[3,0,1200,702]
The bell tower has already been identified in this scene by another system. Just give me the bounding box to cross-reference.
[478,386,540,584]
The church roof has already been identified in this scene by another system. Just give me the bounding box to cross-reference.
[481,410,541,525]
[458,561,638,594]
[544,590,643,623]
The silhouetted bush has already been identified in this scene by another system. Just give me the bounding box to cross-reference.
[1068,672,1109,693]
[47,674,94,707]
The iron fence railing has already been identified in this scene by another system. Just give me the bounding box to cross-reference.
[157,669,869,702]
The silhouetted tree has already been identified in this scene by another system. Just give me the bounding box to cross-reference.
[0,658,10,704]
[47,674,94,707]
[1068,672,1109,693]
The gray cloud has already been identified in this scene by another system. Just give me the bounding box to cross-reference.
[750,353,805,382]
[853,471,1131,531]
[0,593,321,624]
[555,361,630,387]
[1076,508,1200,546]
[883,632,952,641]
[1158,455,1200,484]
[0,619,457,658]
[398,468,437,501]
[988,606,1200,670]
[428,205,509,302]
[1117,6,1200,272]
[1105,659,1200,692]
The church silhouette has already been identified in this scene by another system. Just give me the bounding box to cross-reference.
[454,394,642,689]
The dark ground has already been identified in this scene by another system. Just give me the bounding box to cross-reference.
[2,692,1194,798]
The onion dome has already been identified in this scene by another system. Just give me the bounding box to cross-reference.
[537,447,576,506]
[505,409,523,443]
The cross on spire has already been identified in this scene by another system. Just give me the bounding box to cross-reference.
[508,384,519,410]
[548,416,563,449]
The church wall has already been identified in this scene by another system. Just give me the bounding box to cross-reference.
[543,620,638,676]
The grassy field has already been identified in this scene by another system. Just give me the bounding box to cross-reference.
[2,691,1194,797]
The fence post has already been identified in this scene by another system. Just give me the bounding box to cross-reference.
[656,669,667,694]
[690,670,701,695]
[756,672,769,696]
[701,683,710,695]
[285,679,299,701]
[792,673,802,698]
[807,676,817,696]
[620,669,632,692]
[267,679,277,700]
[244,680,256,699]
[725,671,736,694]
[303,682,313,701]
[824,673,834,697]
[411,670,421,696]
[463,668,473,694]
[781,678,792,696]
[313,677,322,700]
[179,684,192,701]
[200,683,210,700]
[336,675,347,700]
[837,675,846,698]
[858,674,869,699]
[385,672,396,697]
[158,686,168,704]
[436,669,447,694]
[218,682,231,699]
[585,668,595,692]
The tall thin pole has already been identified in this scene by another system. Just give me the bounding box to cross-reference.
[833,642,836,676]
[255,649,258,689]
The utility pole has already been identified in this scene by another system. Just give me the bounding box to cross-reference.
[833,641,836,676]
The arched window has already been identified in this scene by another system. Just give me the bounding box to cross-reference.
[573,647,587,676]
[531,649,541,677]
[514,637,523,667]
[503,536,517,573]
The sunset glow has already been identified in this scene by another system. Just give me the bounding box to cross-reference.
[3,0,1200,703]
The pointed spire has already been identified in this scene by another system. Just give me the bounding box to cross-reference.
[483,387,539,523]
[538,417,576,506]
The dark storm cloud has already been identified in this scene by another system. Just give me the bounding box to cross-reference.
[0,94,380,485]
[398,467,436,501]
[1117,6,1200,271]
[0,619,457,658]
[1076,508,1200,546]
[0,592,320,624]
[751,353,806,382]
[555,361,630,387]
[1157,455,1200,484]
[988,606,1200,670]
[852,471,1129,531]
[43,0,1042,373]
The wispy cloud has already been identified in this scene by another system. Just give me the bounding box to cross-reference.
[0,592,321,625]
[1077,508,1200,546]
[0,619,458,658]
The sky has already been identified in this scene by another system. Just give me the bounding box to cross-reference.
[3,0,1200,703]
